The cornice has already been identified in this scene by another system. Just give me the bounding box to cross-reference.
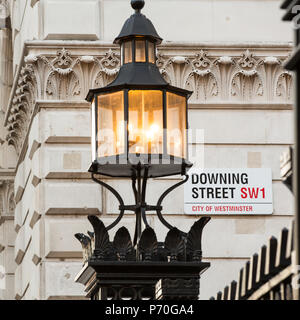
[23,39,293,48]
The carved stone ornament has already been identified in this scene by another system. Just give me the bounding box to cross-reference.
[5,48,120,156]
[156,48,292,104]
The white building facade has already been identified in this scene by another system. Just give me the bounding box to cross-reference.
[0,0,295,300]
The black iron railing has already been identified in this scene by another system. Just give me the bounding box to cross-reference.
[211,224,295,300]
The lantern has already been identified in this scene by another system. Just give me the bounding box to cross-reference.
[86,0,192,178]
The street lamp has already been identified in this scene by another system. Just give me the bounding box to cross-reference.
[75,0,210,300]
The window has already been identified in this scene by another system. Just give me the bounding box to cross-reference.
[166,92,186,158]
[128,90,163,154]
[148,41,155,64]
[123,41,132,64]
[135,40,146,62]
[97,91,125,157]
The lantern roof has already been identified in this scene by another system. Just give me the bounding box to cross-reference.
[86,81,192,102]
[114,0,162,45]
[85,0,193,102]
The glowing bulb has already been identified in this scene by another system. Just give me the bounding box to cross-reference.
[146,131,153,141]
[128,124,134,132]
[146,123,160,141]
[150,123,159,133]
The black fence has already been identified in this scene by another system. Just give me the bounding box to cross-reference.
[210,223,295,300]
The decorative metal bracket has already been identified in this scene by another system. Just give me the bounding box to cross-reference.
[91,164,191,246]
[76,164,211,300]
[91,173,125,231]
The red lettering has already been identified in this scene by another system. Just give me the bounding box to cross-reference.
[241,187,265,199]
[241,187,247,199]
[248,188,259,199]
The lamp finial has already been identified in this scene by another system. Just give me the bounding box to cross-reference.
[131,0,145,12]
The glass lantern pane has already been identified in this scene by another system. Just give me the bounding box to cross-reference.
[148,41,155,64]
[128,90,163,154]
[91,98,96,161]
[124,41,132,64]
[166,92,186,158]
[97,91,125,157]
[135,40,146,62]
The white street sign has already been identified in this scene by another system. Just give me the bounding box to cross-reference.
[184,168,273,215]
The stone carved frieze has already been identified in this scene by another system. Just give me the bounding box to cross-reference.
[5,48,120,155]
[6,64,38,153]
[157,49,292,104]
[230,49,264,101]
[276,71,293,101]
[187,50,219,102]
[5,45,293,156]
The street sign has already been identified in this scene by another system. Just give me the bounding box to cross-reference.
[184,168,273,215]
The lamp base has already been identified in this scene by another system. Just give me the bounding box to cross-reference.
[89,155,192,178]
[75,261,209,300]
[75,216,211,300]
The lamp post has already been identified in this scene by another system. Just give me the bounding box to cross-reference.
[75,0,210,300]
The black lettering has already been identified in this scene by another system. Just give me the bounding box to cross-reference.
[198,188,205,198]
[222,188,229,198]
[219,174,227,184]
[192,174,199,184]
[199,174,207,184]
[207,173,219,184]
[241,173,248,184]
[207,188,214,199]
[192,187,198,198]
[215,187,222,198]
[232,174,240,184]
[229,187,235,198]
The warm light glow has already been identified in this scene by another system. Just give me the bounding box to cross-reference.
[175,141,181,148]
[128,90,163,154]
[135,146,145,153]
[148,41,155,64]
[166,92,186,158]
[97,91,124,157]
[145,123,160,141]
[91,99,96,161]
[135,40,146,62]
[124,40,132,64]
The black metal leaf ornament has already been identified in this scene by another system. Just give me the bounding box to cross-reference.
[87,231,95,251]
[113,227,133,261]
[186,217,211,261]
[87,231,94,239]
[165,228,185,261]
[88,215,110,260]
[75,233,91,247]
[138,227,158,261]
[74,233,92,262]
